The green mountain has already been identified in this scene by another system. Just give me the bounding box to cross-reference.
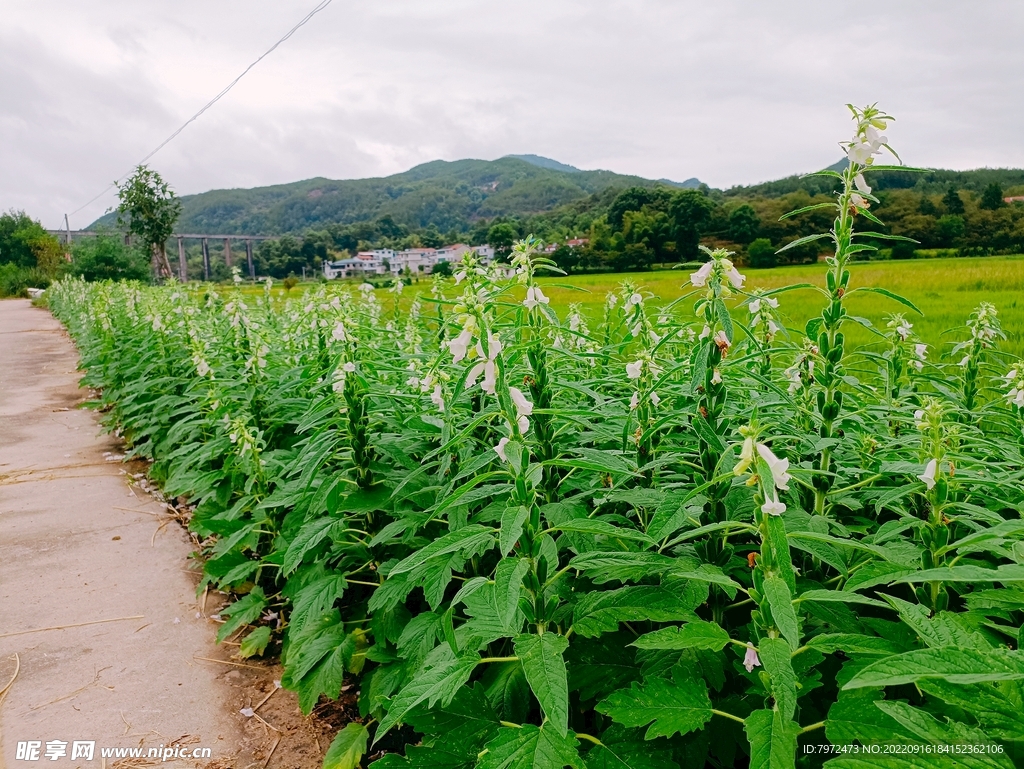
[90,156,694,236]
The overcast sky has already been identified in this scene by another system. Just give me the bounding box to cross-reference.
[4,1,1023,229]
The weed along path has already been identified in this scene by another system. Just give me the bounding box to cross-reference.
[0,299,258,767]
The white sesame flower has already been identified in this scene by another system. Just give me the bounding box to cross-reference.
[743,644,761,673]
[690,262,714,287]
[431,384,445,412]
[699,325,711,340]
[748,299,761,315]
[629,392,639,410]
[724,264,746,289]
[358,283,374,293]
[495,437,509,462]
[332,322,347,342]
[851,193,870,210]
[626,360,644,379]
[854,173,872,194]
[342,361,356,373]
[447,329,473,363]
[761,491,786,517]
[918,458,938,490]
[454,270,467,284]
[628,292,643,306]
[959,355,971,367]
[509,387,534,417]
[650,391,660,406]
[523,286,550,310]
[765,297,779,309]
[757,443,791,490]
[711,369,722,385]
[517,415,530,434]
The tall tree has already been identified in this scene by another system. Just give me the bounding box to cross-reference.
[487,222,517,258]
[727,204,761,244]
[942,186,965,215]
[667,190,715,260]
[115,166,182,280]
[980,182,1005,211]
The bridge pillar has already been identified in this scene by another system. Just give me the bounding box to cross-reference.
[202,238,210,281]
[246,240,255,280]
[177,237,187,282]
[224,238,232,268]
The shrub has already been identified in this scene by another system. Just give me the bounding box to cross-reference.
[746,237,776,268]
[68,233,150,282]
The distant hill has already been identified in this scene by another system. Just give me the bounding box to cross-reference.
[89,153,1024,236]
[90,156,688,236]
[506,154,582,173]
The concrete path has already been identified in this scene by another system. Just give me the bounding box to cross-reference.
[0,300,255,768]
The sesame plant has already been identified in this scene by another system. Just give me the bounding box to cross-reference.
[48,107,1024,769]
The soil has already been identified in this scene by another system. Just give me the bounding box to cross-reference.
[0,299,343,769]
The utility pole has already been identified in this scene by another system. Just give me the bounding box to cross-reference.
[64,214,72,262]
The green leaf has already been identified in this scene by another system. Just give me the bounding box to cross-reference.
[762,576,800,650]
[631,621,730,651]
[779,202,836,220]
[292,630,358,715]
[917,679,1024,741]
[495,557,530,630]
[582,725,677,769]
[714,297,734,342]
[887,564,1024,584]
[216,587,267,643]
[846,286,921,315]
[597,667,713,740]
[406,683,501,746]
[758,638,797,721]
[776,232,830,253]
[844,647,1024,689]
[825,688,913,747]
[805,633,903,656]
[284,515,345,575]
[477,725,585,769]
[691,415,725,453]
[375,647,480,741]
[568,552,675,584]
[547,519,655,546]
[573,585,703,638]
[390,525,496,576]
[291,573,348,632]
[796,590,889,609]
[323,723,369,769]
[514,633,570,736]
[239,626,272,659]
[372,744,476,769]
[744,709,800,769]
[501,506,531,556]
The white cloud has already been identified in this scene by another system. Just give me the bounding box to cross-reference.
[3,0,1023,229]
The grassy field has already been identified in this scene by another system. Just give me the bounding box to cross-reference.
[533,256,1024,360]
[241,255,1024,359]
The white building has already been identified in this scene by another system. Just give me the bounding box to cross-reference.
[324,243,500,279]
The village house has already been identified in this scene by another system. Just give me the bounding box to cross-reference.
[323,243,497,279]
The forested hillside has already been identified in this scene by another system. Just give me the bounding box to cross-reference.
[87,154,1024,280]
[89,155,677,235]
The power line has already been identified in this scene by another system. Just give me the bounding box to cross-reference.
[68,0,334,221]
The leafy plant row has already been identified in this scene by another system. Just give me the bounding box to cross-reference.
[48,106,1024,769]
